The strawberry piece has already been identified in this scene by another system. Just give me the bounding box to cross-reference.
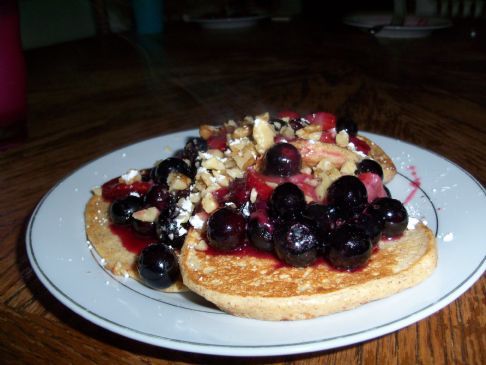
[319,130,336,144]
[288,174,319,202]
[212,187,230,203]
[358,172,388,203]
[207,134,227,151]
[101,177,153,202]
[247,168,274,202]
[277,111,300,120]
[350,137,371,155]
[305,112,336,130]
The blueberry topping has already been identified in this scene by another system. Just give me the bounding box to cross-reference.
[303,203,344,254]
[155,216,188,249]
[153,157,194,185]
[207,207,246,251]
[137,244,179,289]
[269,182,306,220]
[131,219,156,236]
[356,159,384,180]
[288,118,309,131]
[336,116,358,137]
[274,221,319,267]
[144,184,175,217]
[109,195,144,225]
[184,137,208,162]
[327,224,372,271]
[369,197,408,238]
[350,210,383,246]
[248,210,274,252]
[327,175,368,218]
[263,143,302,177]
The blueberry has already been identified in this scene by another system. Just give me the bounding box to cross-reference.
[336,116,358,137]
[351,210,383,246]
[269,182,306,220]
[263,143,302,177]
[369,198,408,238]
[303,203,344,254]
[131,219,156,236]
[327,224,372,271]
[207,207,246,251]
[144,184,175,217]
[153,157,194,185]
[248,210,275,252]
[327,176,368,218]
[137,244,179,289]
[356,159,384,180]
[109,195,144,225]
[155,215,188,249]
[288,118,309,131]
[274,221,319,267]
[183,137,208,162]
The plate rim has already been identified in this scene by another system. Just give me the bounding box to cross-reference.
[25,130,486,356]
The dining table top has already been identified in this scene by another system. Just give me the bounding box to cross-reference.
[0,19,485,364]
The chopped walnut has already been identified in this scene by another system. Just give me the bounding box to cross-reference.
[296,124,322,141]
[252,117,275,153]
[167,172,191,191]
[336,130,350,147]
[340,160,357,175]
[133,207,160,222]
[232,125,252,139]
[202,193,218,213]
[202,156,226,171]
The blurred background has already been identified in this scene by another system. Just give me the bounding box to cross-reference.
[18,0,485,49]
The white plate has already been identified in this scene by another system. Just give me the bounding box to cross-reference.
[26,130,485,357]
[343,13,452,38]
[184,14,268,29]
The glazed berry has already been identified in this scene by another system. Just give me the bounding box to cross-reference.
[269,182,306,220]
[131,219,156,236]
[183,137,208,162]
[356,159,384,180]
[369,197,408,238]
[153,157,194,185]
[351,210,383,246]
[109,195,144,225]
[207,207,246,251]
[288,118,308,131]
[137,244,179,289]
[274,221,319,267]
[263,143,302,177]
[144,185,174,217]
[327,224,372,271]
[248,210,274,252]
[336,116,358,137]
[327,176,368,217]
[304,203,343,232]
[303,203,344,253]
[155,216,188,249]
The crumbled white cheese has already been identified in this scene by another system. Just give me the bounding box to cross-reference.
[407,217,420,230]
[347,142,368,158]
[443,232,454,242]
[189,214,205,229]
[120,169,141,184]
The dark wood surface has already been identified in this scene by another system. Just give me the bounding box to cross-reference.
[1,21,485,364]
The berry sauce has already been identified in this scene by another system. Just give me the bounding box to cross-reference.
[403,165,421,205]
[109,224,154,254]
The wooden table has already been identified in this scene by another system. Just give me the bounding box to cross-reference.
[1,21,485,364]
